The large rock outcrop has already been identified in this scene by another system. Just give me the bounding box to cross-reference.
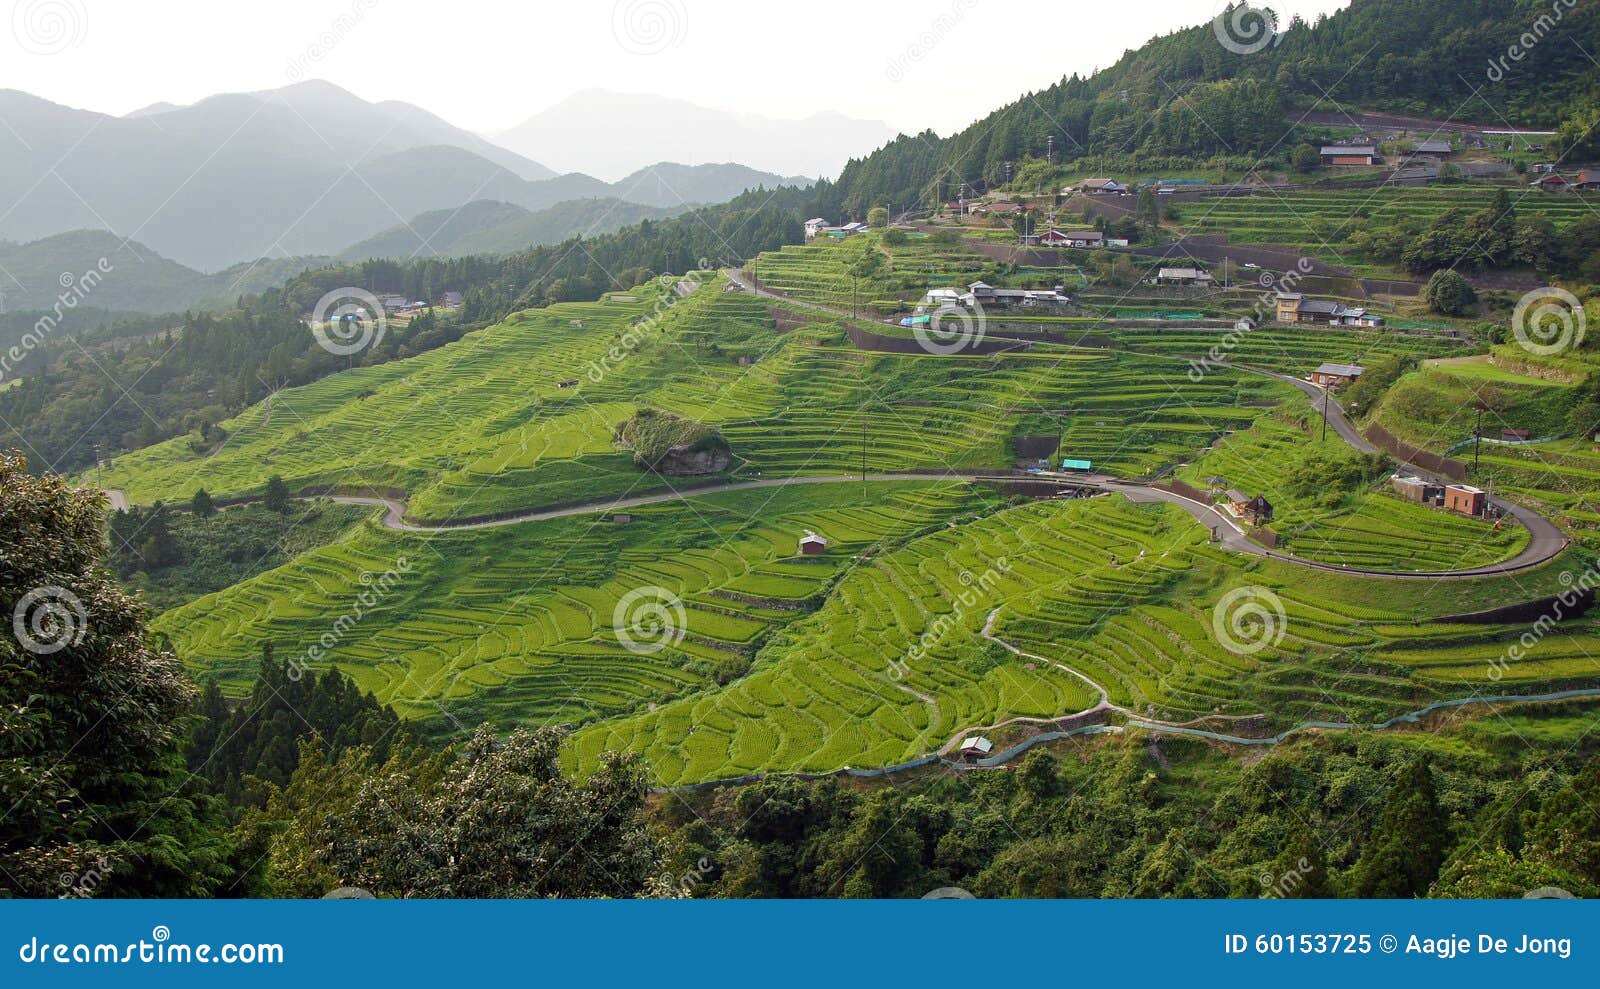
[616,408,732,476]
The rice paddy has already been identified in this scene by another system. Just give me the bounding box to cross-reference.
[94,240,1600,785]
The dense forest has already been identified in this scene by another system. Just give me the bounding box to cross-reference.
[0,186,812,474]
[813,0,1600,216]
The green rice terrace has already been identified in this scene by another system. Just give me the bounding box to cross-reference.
[91,258,1600,786]
[98,271,1334,514]
[1369,352,1600,529]
[1176,186,1600,276]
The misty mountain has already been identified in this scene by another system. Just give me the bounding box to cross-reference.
[0,82,813,273]
[338,197,689,261]
[0,230,329,314]
[491,89,893,182]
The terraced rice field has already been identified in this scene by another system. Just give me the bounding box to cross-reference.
[1182,187,1600,245]
[571,494,1597,784]
[1174,186,1600,276]
[1178,412,1529,570]
[99,272,1309,517]
[752,233,1070,312]
[157,481,992,727]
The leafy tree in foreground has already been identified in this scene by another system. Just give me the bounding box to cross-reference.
[263,724,661,898]
[1346,759,1450,897]
[190,487,216,517]
[0,452,242,896]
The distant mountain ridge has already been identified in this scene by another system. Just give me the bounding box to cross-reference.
[0,230,330,314]
[491,89,893,182]
[0,82,812,272]
[337,197,690,261]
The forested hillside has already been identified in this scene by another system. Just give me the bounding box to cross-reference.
[814,0,1600,215]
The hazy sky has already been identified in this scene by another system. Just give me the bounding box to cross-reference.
[1,0,1352,135]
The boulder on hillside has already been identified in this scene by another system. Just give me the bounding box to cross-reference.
[616,408,732,476]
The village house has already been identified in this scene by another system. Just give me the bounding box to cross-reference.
[1155,267,1214,286]
[1411,139,1453,158]
[1224,490,1274,524]
[436,290,463,308]
[1573,171,1600,191]
[1309,362,1364,389]
[803,217,830,239]
[965,281,1067,308]
[798,532,829,555]
[1392,475,1444,504]
[1321,145,1379,166]
[1444,484,1486,517]
[1068,178,1125,195]
[1530,173,1569,191]
[968,201,1022,216]
[959,737,994,763]
[1038,228,1103,247]
[1276,293,1384,327]
[1501,428,1532,442]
